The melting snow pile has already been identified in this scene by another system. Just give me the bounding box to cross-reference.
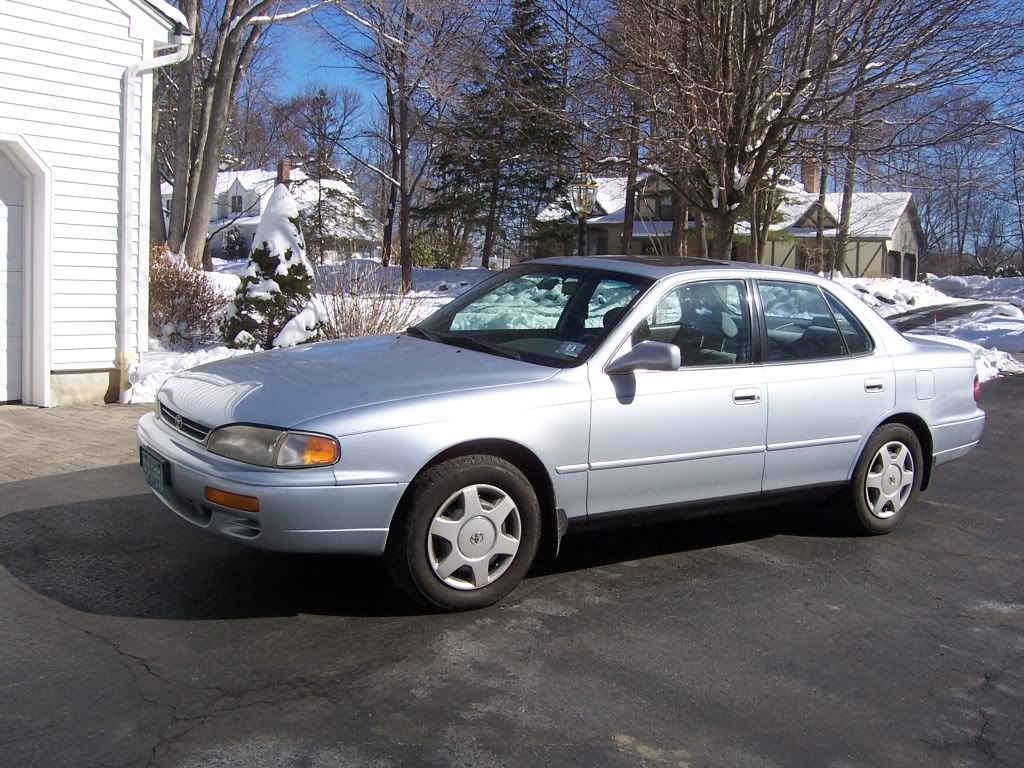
[832,275,955,317]
[122,345,251,404]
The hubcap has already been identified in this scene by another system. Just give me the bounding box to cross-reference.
[427,484,521,591]
[865,441,915,519]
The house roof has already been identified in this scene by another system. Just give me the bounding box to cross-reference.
[137,0,189,29]
[161,168,381,241]
[540,176,918,243]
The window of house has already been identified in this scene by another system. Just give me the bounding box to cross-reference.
[231,195,243,214]
[634,280,752,366]
[655,194,673,220]
[758,281,848,361]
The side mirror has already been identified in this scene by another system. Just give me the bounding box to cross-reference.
[606,341,681,374]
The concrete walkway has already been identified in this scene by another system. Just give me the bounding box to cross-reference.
[0,404,149,483]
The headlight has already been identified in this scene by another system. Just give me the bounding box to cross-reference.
[206,425,340,468]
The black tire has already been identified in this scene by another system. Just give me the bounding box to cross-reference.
[386,454,541,611]
[849,423,924,535]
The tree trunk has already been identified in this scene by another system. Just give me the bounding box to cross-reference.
[397,8,414,293]
[181,33,243,266]
[709,214,735,260]
[481,173,500,269]
[670,189,684,258]
[748,191,759,264]
[149,99,167,247]
[166,0,198,253]
[814,158,828,272]
[380,89,399,268]
[695,212,707,258]
[621,112,639,256]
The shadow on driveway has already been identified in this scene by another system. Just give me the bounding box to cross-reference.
[0,469,851,621]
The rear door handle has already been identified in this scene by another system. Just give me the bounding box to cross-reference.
[864,379,885,393]
[733,388,762,404]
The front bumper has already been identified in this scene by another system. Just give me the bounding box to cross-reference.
[136,412,406,554]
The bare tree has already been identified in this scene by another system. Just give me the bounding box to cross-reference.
[587,0,1024,262]
[164,0,332,267]
[314,0,474,290]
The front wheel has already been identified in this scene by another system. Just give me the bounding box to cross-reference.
[849,424,924,534]
[386,455,541,611]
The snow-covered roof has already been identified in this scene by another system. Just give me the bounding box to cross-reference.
[545,175,916,242]
[137,0,189,29]
[161,167,381,241]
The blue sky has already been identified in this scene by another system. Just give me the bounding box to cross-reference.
[275,26,373,100]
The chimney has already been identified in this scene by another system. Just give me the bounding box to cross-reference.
[276,158,291,187]
[801,159,819,194]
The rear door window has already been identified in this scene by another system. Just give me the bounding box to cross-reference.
[823,291,873,355]
[757,281,846,361]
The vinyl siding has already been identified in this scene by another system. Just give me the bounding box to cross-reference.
[0,0,155,372]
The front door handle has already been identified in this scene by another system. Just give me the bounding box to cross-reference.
[864,378,886,393]
[733,388,761,404]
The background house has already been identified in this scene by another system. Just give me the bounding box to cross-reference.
[539,174,924,280]
[162,166,381,261]
[0,0,188,406]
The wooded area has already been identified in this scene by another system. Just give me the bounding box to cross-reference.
[155,0,1024,284]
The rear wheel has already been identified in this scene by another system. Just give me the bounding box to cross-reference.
[386,455,541,611]
[849,424,923,534]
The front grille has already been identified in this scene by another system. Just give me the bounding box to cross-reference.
[159,402,212,442]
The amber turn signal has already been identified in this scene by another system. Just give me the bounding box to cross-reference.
[275,433,341,467]
[204,486,260,513]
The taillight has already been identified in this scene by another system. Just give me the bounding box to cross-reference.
[973,375,981,403]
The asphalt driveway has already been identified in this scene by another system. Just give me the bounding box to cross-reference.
[0,379,1021,767]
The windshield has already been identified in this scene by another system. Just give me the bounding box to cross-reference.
[413,265,653,367]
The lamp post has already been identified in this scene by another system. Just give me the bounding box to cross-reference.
[568,170,598,258]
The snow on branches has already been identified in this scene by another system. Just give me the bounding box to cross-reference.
[223,184,325,350]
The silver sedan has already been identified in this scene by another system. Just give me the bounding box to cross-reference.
[137,257,986,610]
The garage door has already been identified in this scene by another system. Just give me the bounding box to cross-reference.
[1,152,24,402]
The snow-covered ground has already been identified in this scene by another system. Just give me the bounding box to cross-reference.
[123,264,1023,404]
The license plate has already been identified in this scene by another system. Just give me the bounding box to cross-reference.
[140,447,170,493]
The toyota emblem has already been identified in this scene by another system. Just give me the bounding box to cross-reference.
[470,532,484,545]
[174,413,183,431]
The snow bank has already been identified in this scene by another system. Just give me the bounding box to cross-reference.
[832,275,955,317]
[927,274,1024,308]
[122,346,251,404]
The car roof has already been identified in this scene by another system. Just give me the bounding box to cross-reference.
[532,255,796,280]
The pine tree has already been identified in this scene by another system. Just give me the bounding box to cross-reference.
[424,0,570,267]
[223,184,317,349]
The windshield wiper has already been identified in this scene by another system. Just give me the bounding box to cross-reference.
[442,335,522,361]
[404,325,442,343]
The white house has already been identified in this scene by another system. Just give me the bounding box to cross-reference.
[161,167,382,260]
[0,0,189,406]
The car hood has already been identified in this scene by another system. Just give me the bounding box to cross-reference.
[158,335,557,430]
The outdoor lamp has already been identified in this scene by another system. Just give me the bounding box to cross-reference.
[568,170,599,257]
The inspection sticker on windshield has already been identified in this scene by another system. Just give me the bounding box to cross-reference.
[557,341,586,357]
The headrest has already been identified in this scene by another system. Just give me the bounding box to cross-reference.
[603,307,628,330]
[721,313,738,338]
